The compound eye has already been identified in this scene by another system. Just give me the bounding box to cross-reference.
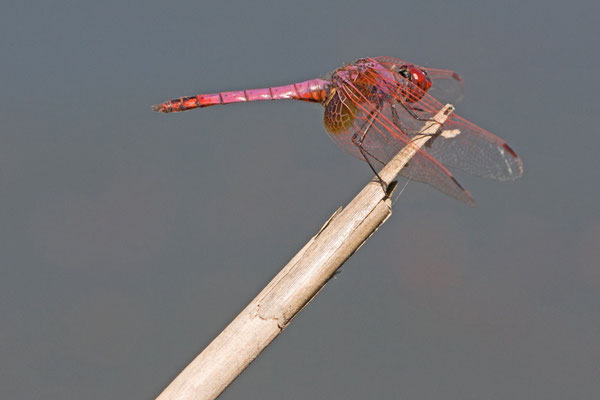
[409,67,424,82]
[409,66,432,91]
[398,65,411,79]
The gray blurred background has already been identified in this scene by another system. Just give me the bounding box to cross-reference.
[1,1,599,399]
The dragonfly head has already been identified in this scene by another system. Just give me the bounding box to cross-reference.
[397,64,432,101]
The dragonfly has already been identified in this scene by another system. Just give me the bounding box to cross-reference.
[153,57,523,206]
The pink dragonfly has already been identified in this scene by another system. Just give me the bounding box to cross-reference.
[153,57,523,206]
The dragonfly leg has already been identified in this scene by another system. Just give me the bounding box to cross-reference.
[391,74,438,122]
[391,103,441,149]
[397,99,437,123]
[352,109,389,193]
[352,134,388,192]
[390,103,409,131]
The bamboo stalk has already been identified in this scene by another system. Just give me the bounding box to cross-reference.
[156,104,456,400]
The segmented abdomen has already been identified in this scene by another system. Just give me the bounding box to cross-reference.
[153,79,330,113]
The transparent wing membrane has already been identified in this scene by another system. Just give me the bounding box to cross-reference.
[322,57,523,205]
[325,77,476,206]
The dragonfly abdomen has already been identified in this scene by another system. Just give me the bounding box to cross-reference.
[153,79,330,113]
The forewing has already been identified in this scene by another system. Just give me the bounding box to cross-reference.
[427,114,524,180]
[372,64,523,181]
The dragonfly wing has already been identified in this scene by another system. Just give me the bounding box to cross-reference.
[372,64,523,181]
[425,114,524,180]
[397,151,476,207]
[323,80,476,206]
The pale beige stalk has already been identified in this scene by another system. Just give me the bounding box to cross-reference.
[156,104,455,400]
